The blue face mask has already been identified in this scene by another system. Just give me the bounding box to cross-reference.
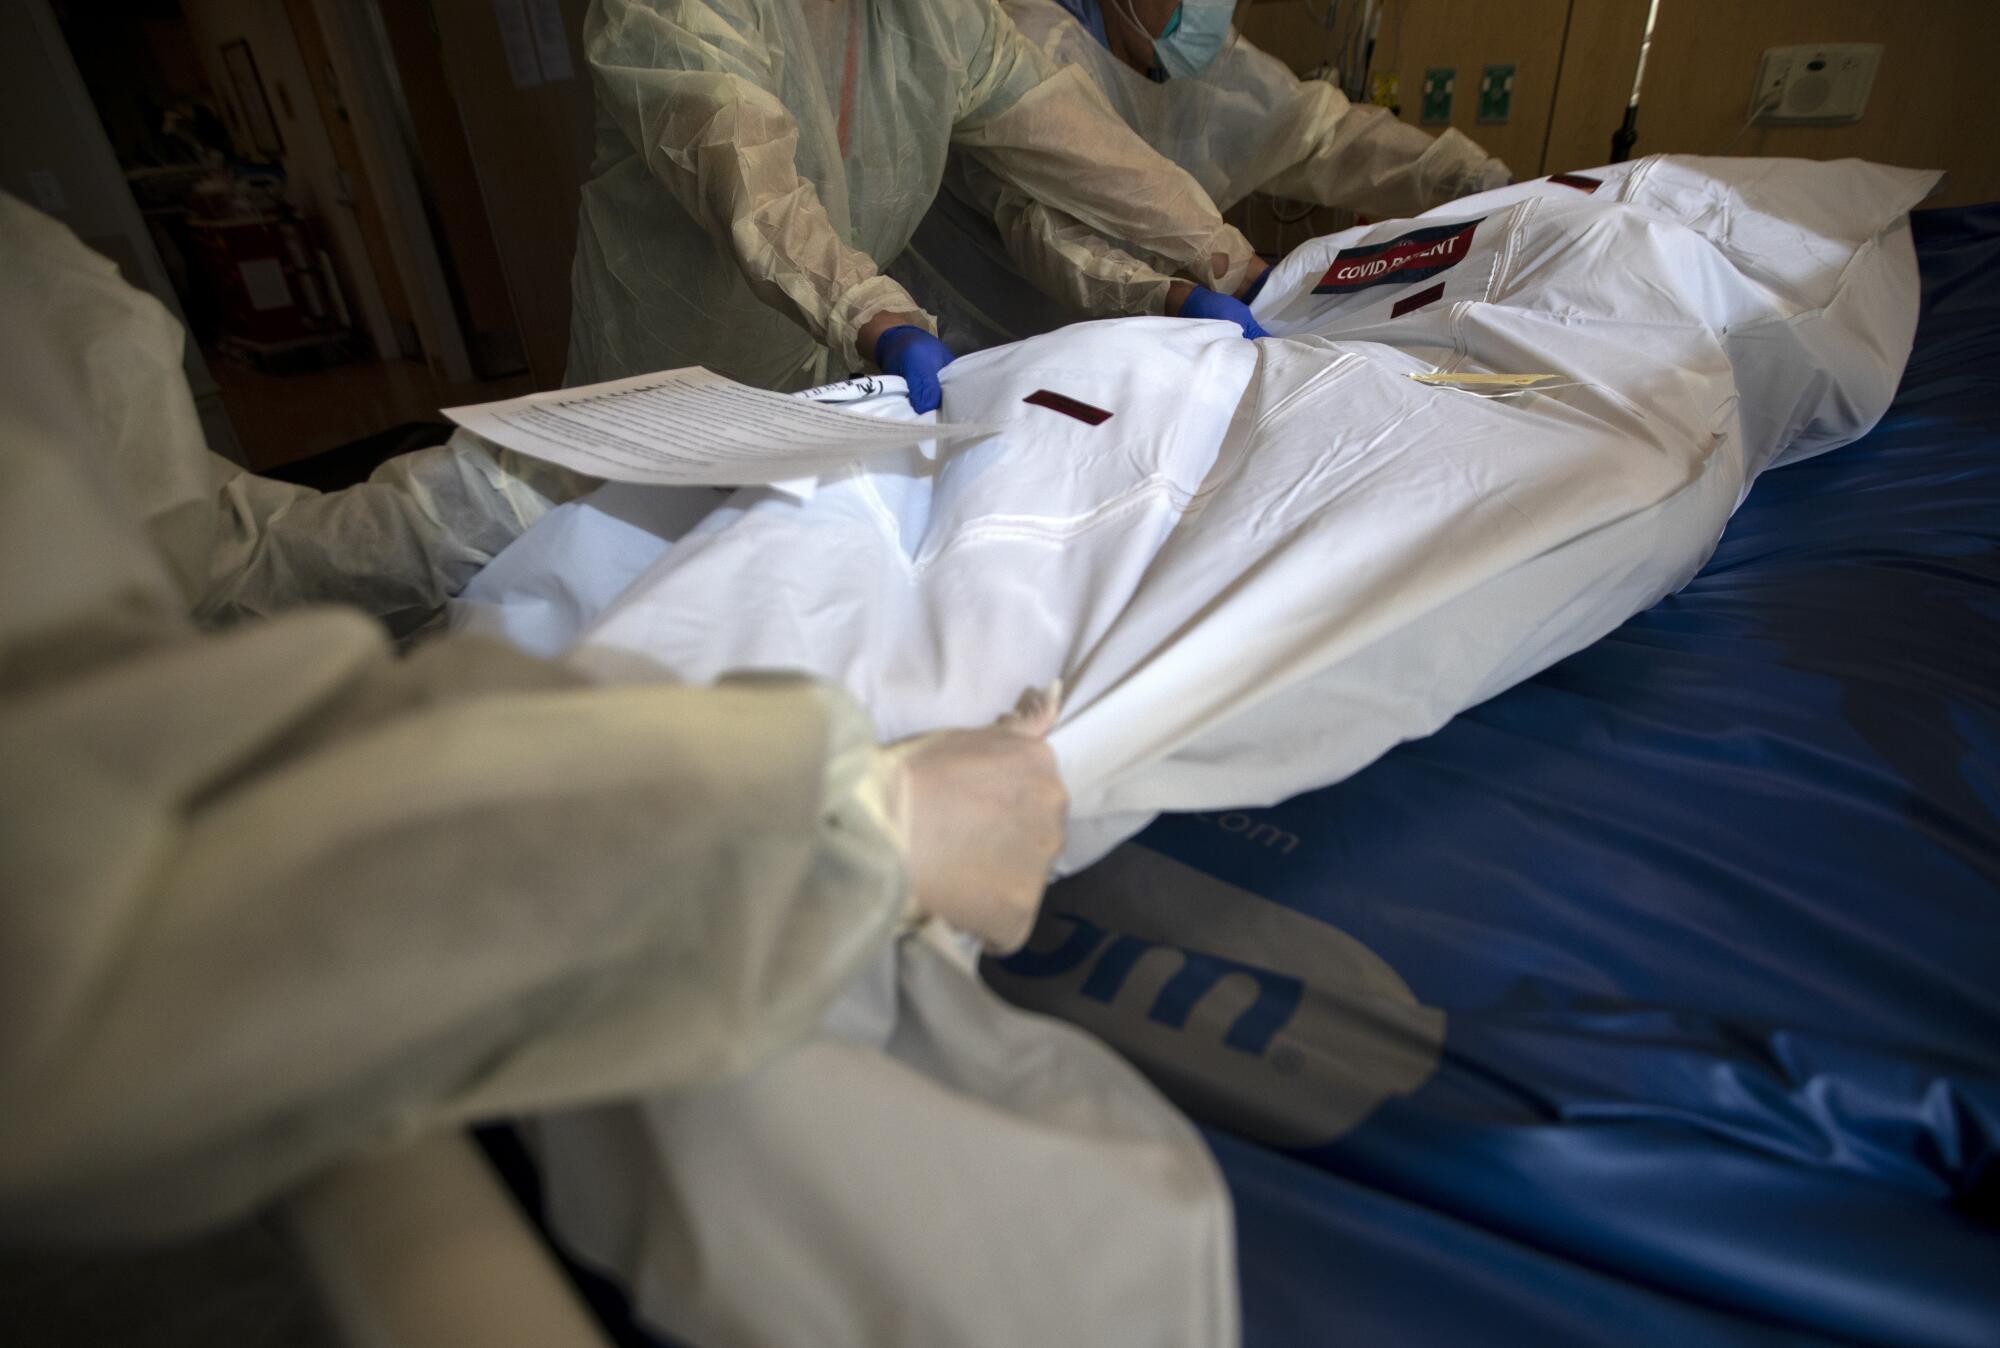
[1153,1,1233,80]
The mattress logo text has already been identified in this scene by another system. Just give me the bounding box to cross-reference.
[993,912,1303,1055]
[983,846,1445,1147]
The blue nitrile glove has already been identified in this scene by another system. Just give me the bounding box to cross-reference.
[873,325,956,413]
[1178,285,1269,340]
[1240,267,1271,306]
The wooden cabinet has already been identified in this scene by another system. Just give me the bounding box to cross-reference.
[191,213,354,364]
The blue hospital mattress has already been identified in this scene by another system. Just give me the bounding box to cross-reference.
[998,204,2000,1347]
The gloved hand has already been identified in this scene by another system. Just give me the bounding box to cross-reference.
[1240,266,1271,307]
[872,324,956,414]
[877,685,1068,953]
[1177,285,1269,340]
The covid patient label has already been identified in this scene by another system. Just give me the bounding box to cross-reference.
[1313,217,1484,294]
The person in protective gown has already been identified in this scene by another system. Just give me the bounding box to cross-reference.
[565,0,1273,410]
[0,194,1067,1244]
[896,0,1513,350]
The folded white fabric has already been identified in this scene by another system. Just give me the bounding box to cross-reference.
[554,154,1935,865]
[535,932,1237,1348]
[459,156,1936,1348]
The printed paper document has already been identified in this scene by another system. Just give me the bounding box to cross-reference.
[447,367,986,493]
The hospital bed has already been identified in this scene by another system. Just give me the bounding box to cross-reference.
[994,200,2000,1346]
[287,201,1997,1347]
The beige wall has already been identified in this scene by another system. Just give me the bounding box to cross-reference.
[1242,0,1995,206]
[427,0,596,389]
[372,0,528,375]
[1238,0,1568,177]
[1545,0,1998,206]
[1364,0,1570,180]
[1232,0,1570,252]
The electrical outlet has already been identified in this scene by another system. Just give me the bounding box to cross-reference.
[1421,67,1454,124]
[1478,64,1514,124]
[1752,44,1882,122]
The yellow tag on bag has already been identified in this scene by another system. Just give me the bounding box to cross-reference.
[1409,372,1586,398]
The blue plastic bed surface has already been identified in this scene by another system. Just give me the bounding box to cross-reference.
[490,208,2000,1348]
[1050,204,2000,1348]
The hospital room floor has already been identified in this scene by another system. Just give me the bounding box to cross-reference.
[0,1220,335,1348]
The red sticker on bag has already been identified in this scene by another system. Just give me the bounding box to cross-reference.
[1391,281,1447,318]
[1549,173,1601,193]
[1313,217,1484,295]
[1024,390,1112,425]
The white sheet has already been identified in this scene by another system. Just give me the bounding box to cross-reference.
[465,155,1934,868]
[451,156,1937,1347]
